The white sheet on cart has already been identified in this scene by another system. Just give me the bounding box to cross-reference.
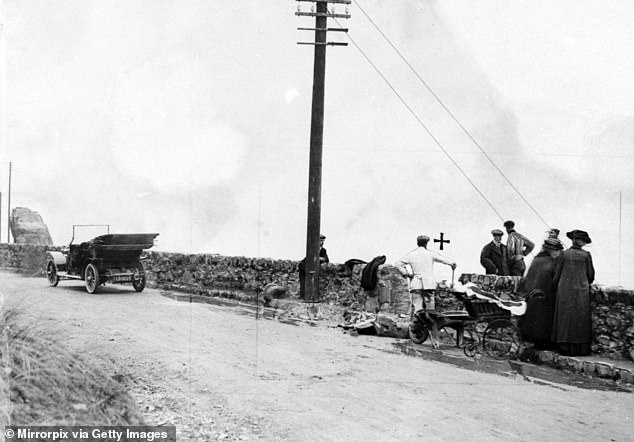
[453,282,527,316]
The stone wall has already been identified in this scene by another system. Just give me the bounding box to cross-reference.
[1,244,632,361]
[143,251,366,306]
[0,244,61,274]
[590,285,634,360]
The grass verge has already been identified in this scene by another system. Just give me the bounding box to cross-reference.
[0,306,144,426]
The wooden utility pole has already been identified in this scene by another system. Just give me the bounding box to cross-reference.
[7,161,11,243]
[296,0,350,302]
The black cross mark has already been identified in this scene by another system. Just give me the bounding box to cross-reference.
[434,232,450,250]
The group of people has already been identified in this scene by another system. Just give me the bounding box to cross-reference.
[480,220,535,277]
[519,228,595,356]
[393,221,596,357]
[479,221,595,356]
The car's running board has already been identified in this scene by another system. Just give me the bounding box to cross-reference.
[55,272,83,281]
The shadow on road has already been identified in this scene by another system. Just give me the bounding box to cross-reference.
[389,341,632,393]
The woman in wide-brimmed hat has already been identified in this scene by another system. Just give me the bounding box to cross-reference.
[518,237,564,349]
[551,230,595,356]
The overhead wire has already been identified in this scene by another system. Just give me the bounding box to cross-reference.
[333,18,505,221]
[351,0,551,228]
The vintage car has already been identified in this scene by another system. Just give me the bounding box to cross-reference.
[46,227,159,294]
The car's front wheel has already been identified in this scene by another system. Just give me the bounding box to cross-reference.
[46,260,59,287]
[85,263,100,294]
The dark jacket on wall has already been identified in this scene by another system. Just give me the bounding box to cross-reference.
[361,255,386,290]
[341,258,367,277]
[480,241,509,276]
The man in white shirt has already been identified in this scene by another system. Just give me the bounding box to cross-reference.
[395,235,456,313]
[395,235,456,348]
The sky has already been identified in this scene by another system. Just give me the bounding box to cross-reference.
[1,0,633,287]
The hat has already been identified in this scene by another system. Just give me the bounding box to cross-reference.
[503,220,515,228]
[491,229,504,236]
[319,234,326,240]
[417,235,430,242]
[543,238,563,250]
[566,230,591,244]
[546,228,560,238]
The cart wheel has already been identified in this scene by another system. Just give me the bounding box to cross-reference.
[408,324,429,345]
[482,319,520,358]
[85,263,100,294]
[464,342,480,358]
[462,328,479,357]
[132,262,146,292]
[46,260,59,287]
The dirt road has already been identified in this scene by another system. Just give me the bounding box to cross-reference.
[2,271,632,441]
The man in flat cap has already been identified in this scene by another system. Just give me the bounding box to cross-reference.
[319,234,329,264]
[298,233,329,298]
[504,220,535,276]
[480,229,509,275]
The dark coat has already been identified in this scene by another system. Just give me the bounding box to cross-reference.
[518,252,557,343]
[361,255,386,290]
[521,252,557,296]
[320,247,329,263]
[480,241,509,276]
[298,246,329,273]
[551,246,595,345]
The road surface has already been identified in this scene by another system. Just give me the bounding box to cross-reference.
[2,271,632,441]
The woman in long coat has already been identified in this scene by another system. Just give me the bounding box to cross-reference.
[518,238,563,348]
[551,230,595,356]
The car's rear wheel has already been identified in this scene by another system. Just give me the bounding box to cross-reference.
[132,261,146,292]
[85,263,100,294]
[46,260,59,287]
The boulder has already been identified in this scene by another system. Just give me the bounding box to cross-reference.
[9,207,53,245]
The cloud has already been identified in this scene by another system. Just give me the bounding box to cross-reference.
[109,57,248,194]
[584,117,634,188]
[285,89,300,103]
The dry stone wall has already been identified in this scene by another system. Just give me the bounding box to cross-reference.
[590,285,634,360]
[0,244,60,274]
[1,244,632,361]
